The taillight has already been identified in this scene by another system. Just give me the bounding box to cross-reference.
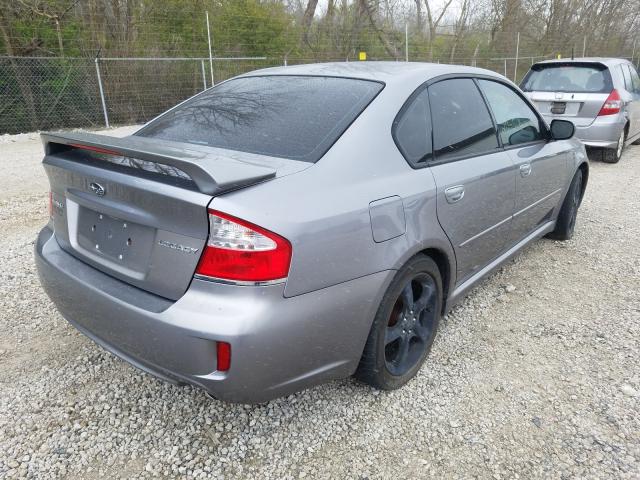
[195,210,292,282]
[216,342,231,372]
[48,191,53,218]
[598,89,622,116]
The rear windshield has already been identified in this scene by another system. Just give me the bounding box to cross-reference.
[521,63,612,93]
[137,75,383,163]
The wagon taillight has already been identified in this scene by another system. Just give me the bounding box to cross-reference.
[195,210,292,283]
[598,89,622,116]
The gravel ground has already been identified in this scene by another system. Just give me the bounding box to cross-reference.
[0,128,639,479]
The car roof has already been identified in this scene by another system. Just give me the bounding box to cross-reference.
[240,61,506,86]
[533,57,631,68]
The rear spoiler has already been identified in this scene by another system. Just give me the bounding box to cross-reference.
[41,132,277,195]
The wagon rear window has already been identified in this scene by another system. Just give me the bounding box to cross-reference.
[521,63,612,93]
[137,75,383,163]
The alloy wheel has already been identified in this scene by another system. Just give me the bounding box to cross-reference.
[384,273,438,376]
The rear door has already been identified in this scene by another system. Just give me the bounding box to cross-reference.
[521,62,613,127]
[427,78,516,283]
[478,79,570,243]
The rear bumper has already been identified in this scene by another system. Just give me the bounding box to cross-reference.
[543,114,626,149]
[35,227,390,403]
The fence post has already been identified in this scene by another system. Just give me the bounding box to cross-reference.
[513,32,520,82]
[405,24,409,62]
[200,60,207,90]
[504,58,507,77]
[206,11,215,86]
[94,56,110,128]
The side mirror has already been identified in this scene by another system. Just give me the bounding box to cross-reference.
[550,119,575,140]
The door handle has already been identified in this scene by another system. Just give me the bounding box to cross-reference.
[519,163,532,177]
[444,185,465,204]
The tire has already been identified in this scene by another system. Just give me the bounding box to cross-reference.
[547,169,583,241]
[355,255,442,390]
[600,129,625,163]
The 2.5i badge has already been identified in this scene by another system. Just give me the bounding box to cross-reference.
[157,239,199,254]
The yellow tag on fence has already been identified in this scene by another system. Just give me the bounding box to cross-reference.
[358,51,367,61]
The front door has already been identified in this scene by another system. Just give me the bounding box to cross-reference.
[427,78,516,283]
[477,79,569,243]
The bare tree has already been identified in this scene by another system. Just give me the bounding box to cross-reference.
[449,0,471,62]
[16,0,79,56]
[300,0,319,47]
[424,0,455,59]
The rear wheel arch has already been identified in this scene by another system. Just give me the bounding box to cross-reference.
[419,248,452,314]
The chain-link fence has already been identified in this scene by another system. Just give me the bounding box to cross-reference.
[0,56,276,134]
[3,48,638,135]
[1,0,639,135]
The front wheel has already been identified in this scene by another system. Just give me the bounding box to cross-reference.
[547,169,583,241]
[355,255,442,390]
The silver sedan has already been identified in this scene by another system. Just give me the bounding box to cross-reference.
[35,62,588,403]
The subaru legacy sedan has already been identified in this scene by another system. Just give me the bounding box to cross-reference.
[521,57,640,163]
[35,63,588,403]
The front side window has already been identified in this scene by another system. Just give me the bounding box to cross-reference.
[428,78,498,161]
[478,79,545,146]
[137,75,383,163]
[393,89,432,165]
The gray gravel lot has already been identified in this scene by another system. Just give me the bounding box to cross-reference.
[0,129,639,479]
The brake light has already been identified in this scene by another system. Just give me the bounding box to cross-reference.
[598,89,622,116]
[48,191,53,218]
[195,210,292,282]
[69,143,122,156]
[217,342,231,372]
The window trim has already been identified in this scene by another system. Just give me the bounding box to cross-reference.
[392,73,554,168]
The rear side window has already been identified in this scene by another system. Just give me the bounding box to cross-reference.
[428,78,499,161]
[137,76,383,163]
[628,65,640,93]
[478,80,545,146]
[521,63,612,93]
[621,65,633,91]
[393,89,432,165]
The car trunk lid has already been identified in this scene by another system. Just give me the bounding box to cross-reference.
[42,132,301,300]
